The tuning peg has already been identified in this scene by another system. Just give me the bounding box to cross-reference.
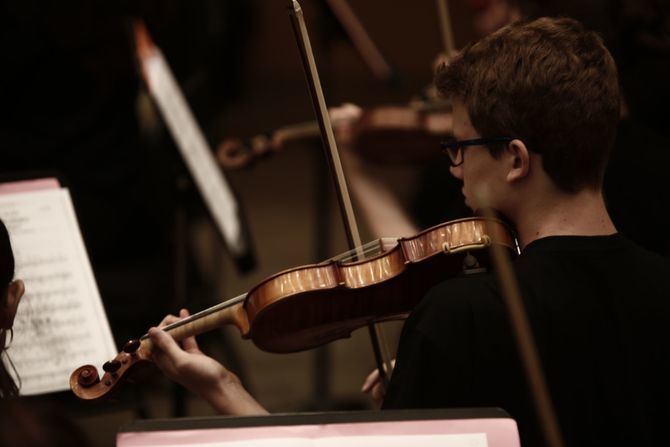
[123,339,141,354]
[103,359,122,374]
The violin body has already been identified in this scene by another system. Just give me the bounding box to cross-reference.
[70,217,515,401]
[247,217,514,352]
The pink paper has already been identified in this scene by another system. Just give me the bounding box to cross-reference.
[0,178,60,195]
[117,416,520,447]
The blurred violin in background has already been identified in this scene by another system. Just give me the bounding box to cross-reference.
[216,99,453,169]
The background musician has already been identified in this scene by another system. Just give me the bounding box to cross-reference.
[0,218,92,446]
[0,219,24,399]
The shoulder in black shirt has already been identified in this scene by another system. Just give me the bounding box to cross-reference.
[384,234,670,446]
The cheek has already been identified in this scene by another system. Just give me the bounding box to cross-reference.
[461,163,501,208]
[461,162,484,189]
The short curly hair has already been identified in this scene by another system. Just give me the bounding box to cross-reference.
[436,17,620,192]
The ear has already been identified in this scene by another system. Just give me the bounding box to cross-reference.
[1,280,24,329]
[505,139,530,183]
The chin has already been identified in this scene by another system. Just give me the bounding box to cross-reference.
[462,195,476,212]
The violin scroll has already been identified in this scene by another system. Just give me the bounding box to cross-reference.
[217,135,275,170]
[72,365,99,388]
[69,339,153,401]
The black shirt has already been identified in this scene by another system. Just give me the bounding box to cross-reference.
[383,234,670,446]
[604,117,670,255]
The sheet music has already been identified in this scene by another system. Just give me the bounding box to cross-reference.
[120,433,487,447]
[235,434,487,447]
[0,188,116,395]
[142,46,246,256]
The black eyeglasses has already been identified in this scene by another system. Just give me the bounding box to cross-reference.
[440,137,514,166]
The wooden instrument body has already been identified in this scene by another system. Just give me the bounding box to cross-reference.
[246,217,514,352]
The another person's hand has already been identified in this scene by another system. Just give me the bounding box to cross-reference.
[148,309,268,415]
[361,359,395,408]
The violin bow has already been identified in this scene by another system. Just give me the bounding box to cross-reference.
[436,0,457,57]
[323,0,394,83]
[286,0,393,387]
[478,200,566,447]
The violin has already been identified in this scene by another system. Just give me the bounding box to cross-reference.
[216,100,452,170]
[70,217,516,401]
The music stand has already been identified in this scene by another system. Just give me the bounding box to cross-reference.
[118,408,520,446]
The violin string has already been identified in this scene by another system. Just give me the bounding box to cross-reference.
[138,238,389,343]
[334,239,393,263]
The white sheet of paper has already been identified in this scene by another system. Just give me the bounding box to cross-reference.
[0,188,116,395]
[123,433,487,447]
[143,49,245,256]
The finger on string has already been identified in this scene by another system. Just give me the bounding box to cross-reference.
[148,327,175,376]
[159,314,181,328]
[178,308,200,352]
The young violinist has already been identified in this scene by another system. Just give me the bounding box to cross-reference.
[149,16,670,445]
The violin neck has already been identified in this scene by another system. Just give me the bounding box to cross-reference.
[273,121,320,146]
[140,293,250,350]
[273,106,362,147]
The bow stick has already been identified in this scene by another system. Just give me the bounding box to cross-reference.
[286,0,393,387]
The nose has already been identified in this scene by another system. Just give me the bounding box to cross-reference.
[449,163,463,180]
